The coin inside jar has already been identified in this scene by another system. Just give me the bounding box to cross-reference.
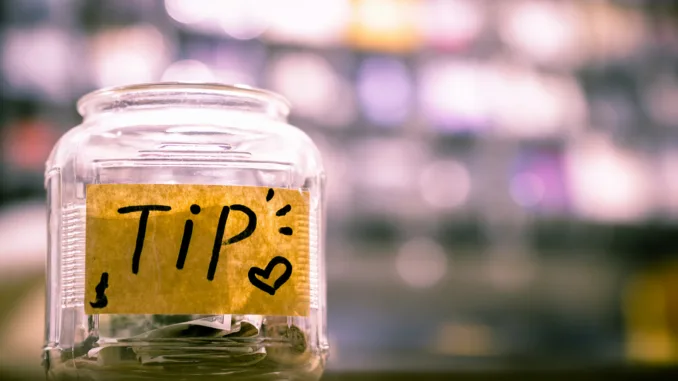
[264,323,310,366]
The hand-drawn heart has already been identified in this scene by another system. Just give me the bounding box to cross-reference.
[248,256,293,296]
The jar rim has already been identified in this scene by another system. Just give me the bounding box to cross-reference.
[77,82,291,119]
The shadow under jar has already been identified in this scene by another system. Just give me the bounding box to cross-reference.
[44,83,328,380]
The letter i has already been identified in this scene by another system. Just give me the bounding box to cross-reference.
[176,204,201,269]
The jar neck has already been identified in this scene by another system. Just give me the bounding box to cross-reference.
[77,83,290,124]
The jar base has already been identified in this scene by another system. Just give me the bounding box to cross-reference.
[44,343,326,381]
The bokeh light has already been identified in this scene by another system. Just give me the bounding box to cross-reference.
[418,159,471,210]
[2,27,74,100]
[215,1,269,40]
[420,0,485,50]
[164,0,214,25]
[357,57,413,127]
[267,52,354,127]
[566,135,653,222]
[396,238,448,288]
[161,59,215,83]
[510,149,569,214]
[510,172,546,208]
[90,25,168,88]
[418,60,492,132]
[2,119,58,171]
[586,1,647,61]
[265,0,350,46]
[353,138,425,193]
[348,0,420,52]
[498,0,583,67]
[488,66,586,138]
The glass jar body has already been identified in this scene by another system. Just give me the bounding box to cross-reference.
[43,84,328,380]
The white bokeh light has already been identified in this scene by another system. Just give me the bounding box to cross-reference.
[419,60,492,129]
[354,138,426,193]
[265,0,350,46]
[267,53,354,126]
[499,1,583,66]
[487,65,586,138]
[2,27,73,100]
[566,135,653,222]
[162,60,215,83]
[91,25,168,88]
[164,0,215,24]
[396,238,448,288]
[215,0,269,40]
[420,0,484,48]
[418,159,471,209]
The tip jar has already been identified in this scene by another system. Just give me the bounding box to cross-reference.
[44,83,328,380]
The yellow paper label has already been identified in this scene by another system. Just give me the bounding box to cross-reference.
[85,184,310,316]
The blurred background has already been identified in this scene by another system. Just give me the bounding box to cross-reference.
[2,0,678,378]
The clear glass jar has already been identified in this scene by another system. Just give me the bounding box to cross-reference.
[44,83,328,380]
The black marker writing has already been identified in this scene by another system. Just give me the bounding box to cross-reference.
[118,205,171,274]
[223,204,257,245]
[248,256,293,296]
[276,204,291,216]
[208,206,229,281]
[176,204,201,270]
[113,189,295,286]
[207,204,257,281]
[273,197,293,236]
[89,272,109,309]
